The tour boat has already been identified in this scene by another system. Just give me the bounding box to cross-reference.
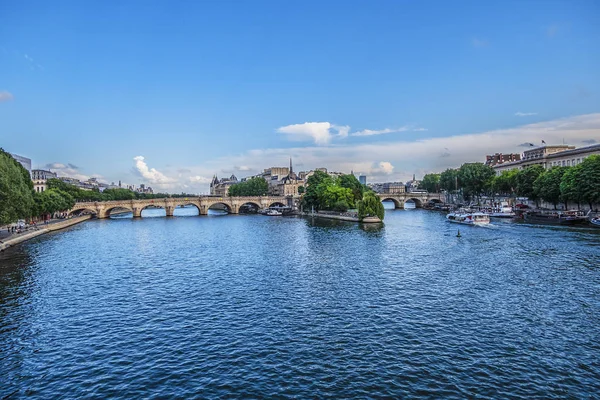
[446,211,490,225]
[265,209,283,216]
[523,210,587,226]
[589,217,600,228]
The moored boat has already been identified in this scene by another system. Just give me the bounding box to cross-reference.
[446,210,490,225]
[489,204,516,219]
[265,209,283,216]
[523,210,587,225]
[589,217,600,228]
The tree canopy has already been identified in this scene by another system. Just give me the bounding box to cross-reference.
[0,149,35,225]
[421,173,441,193]
[358,192,385,221]
[458,163,495,200]
[227,177,269,196]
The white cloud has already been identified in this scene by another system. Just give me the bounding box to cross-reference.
[371,161,394,175]
[276,122,349,145]
[0,91,13,102]
[351,127,409,137]
[43,161,104,182]
[413,127,428,132]
[189,176,212,184]
[133,156,176,188]
[235,165,251,171]
[515,112,538,117]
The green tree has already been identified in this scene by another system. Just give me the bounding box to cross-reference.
[338,174,364,204]
[34,189,76,216]
[297,185,304,194]
[516,165,545,202]
[579,155,600,209]
[0,149,35,224]
[560,164,583,208]
[533,167,568,209]
[439,168,459,192]
[227,177,269,196]
[321,185,354,210]
[302,171,333,211]
[421,173,441,193]
[491,169,518,197]
[358,192,385,221]
[458,163,495,201]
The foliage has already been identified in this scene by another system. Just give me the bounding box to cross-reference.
[439,168,459,192]
[421,173,441,193]
[559,164,583,206]
[578,155,600,208]
[34,189,76,216]
[333,200,349,212]
[0,149,35,224]
[358,192,385,221]
[322,185,354,210]
[491,169,518,196]
[302,171,333,211]
[338,174,364,204]
[227,177,269,196]
[458,163,495,200]
[515,165,544,200]
[533,167,567,209]
[297,185,304,194]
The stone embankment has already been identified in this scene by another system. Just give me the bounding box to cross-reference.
[304,211,382,223]
[0,215,91,252]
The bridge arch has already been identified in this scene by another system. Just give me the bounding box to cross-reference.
[104,206,134,218]
[207,202,232,214]
[68,207,97,217]
[239,202,261,213]
[407,198,423,208]
[381,198,402,209]
[268,201,287,209]
[173,203,201,216]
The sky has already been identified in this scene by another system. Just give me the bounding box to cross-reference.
[1,0,599,193]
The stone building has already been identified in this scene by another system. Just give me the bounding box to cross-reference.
[210,174,238,196]
[32,169,58,192]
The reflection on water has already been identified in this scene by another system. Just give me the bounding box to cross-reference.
[1,209,599,398]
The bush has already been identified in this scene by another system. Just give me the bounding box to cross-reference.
[333,200,349,212]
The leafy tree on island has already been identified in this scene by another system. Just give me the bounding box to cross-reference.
[358,192,385,221]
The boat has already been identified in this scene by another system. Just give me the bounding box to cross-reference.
[446,210,490,225]
[523,210,588,225]
[489,204,516,219]
[265,209,283,216]
[589,217,600,228]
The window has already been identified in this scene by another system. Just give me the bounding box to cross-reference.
[567,160,571,166]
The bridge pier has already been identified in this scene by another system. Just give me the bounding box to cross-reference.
[165,206,174,217]
[133,208,142,218]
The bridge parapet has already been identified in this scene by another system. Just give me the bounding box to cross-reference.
[69,196,295,218]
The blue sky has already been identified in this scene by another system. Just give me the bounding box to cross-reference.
[1,0,599,192]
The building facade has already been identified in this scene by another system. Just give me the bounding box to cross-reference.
[10,153,32,176]
[492,144,600,175]
[31,169,58,192]
[485,153,521,166]
[210,174,238,196]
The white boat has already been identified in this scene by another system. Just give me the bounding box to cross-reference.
[489,205,516,218]
[446,210,490,225]
[590,217,600,228]
[265,209,283,216]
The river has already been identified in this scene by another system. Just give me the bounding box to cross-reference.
[1,206,599,398]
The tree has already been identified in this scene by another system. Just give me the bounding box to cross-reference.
[421,173,441,193]
[491,169,518,197]
[579,155,600,209]
[358,192,385,221]
[338,174,364,204]
[439,168,459,192]
[297,185,304,194]
[516,165,544,201]
[458,163,495,201]
[34,189,76,216]
[302,171,333,211]
[227,177,269,196]
[533,167,567,209]
[0,149,35,224]
[321,185,354,210]
[560,164,583,208]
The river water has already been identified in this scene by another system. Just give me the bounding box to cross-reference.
[1,206,599,398]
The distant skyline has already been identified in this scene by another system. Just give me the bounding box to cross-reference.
[1,1,599,193]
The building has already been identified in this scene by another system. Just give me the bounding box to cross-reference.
[31,169,58,192]
[136,184,154,194]
[405,174,421,192]
[493,144,600,175]
[382,182,406,194]
[10,153,32,175]
[359,175,367,185]
[210,174,238,196]
[485,153,521,166]
[272,159,303,196]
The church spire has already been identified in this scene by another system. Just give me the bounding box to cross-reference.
[289,157,293,175]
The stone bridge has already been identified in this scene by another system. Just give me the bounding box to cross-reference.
[377,192,443,208]
[69,196,292,219]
